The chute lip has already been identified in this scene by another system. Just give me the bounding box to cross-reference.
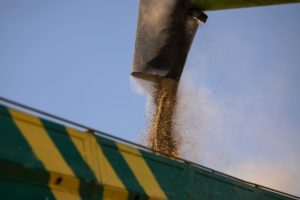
[131,72,162,82]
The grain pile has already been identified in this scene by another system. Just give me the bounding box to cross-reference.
[147,77,181,157]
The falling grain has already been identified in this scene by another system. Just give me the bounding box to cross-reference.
[147,77,181,157]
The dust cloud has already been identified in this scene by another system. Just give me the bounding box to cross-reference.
[172,69,300,197]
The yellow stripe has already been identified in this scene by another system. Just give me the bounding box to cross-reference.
[66,127,128,200]
[49,173,81,200]
[91,135,128,200]
[9,109,81,200]
[65,128,98,178]
[117,143,167,200]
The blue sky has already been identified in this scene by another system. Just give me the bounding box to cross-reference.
[1,1,300,195]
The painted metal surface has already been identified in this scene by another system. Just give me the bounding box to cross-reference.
[132,0,206,81]
[0,104,298,200]
[190,0,300,11]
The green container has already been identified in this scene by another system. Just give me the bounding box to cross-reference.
[0,102,298,199]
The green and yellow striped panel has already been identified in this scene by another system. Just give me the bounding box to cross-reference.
[0,105,167,200]
[0,106,56,199]
[0,104,297,200]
